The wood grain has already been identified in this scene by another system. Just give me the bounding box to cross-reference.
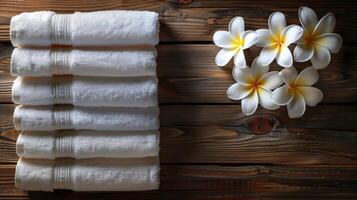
[1,104,357,165]
[2,104,357,132]
[0,44,356,103]
[0,0,354,42]
[1,127,357,165]
[0,164,356,200]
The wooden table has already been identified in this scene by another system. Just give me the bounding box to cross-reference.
[0,0,356,199]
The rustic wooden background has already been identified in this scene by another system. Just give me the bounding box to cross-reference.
[0,0,356,199]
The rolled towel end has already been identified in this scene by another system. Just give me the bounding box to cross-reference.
[15,158,54,191]
[10,11,55,47]
[10,48,19,76]
[13,105,23,131]
[12,77,54,105]
[11,76,22,104]
[11,48,53,77]
[13,105,56,131]
[16,133,25,157]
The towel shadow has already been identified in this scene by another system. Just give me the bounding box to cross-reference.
[28,190,180,200]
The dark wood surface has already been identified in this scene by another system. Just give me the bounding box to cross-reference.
[0,0,356,199]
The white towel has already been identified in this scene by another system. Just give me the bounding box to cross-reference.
[13,105,160,131]
[17,130,159,159]
[10,11,159,47]
[12,76,158,107]
[15,157,159,191]
[11,48,157,77]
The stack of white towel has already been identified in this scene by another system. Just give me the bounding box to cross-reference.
[10,10,160,191]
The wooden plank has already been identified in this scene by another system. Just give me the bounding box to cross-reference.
[1,104,357,165]
[1,126,357,165]
[0,0,354,42]
[0,44,356,103]
[0,164,356,199]
[2,104,357,131]
[160,105,357,130]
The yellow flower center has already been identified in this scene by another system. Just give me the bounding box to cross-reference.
[249,78,264,92]
[272,35,285,51]
[231,36,244,49]
[288,83,301,94]
[252,80,260,90]
[303,33,317,47]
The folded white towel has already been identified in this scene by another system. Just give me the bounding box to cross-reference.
[12,76,158,107]
[14,105,160,131]
[17,130,159,159]
[15,157,159,191]
[10,11,159,47]
[11,48,157,77]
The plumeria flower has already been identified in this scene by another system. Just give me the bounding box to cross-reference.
[293,7,343,69]
[227,58,283,115]
[213,17,258,68]
[256,12,303,67]
[272,67,323,119]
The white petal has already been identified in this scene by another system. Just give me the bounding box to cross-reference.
[311,46,331,69]
[215,48,236,67]
[259,71,283,90]
[257,46,278,66]
[258,87,279,110]
[213,31,234,48]
[316,33,343,53]
[298,86,323,106]
[279,67,298,85]
[233,65,253,84]
[242,30,258,49]
[293,43,314,62]
[299,6,318,32]
[234,49,246,68]
[295,66,319,86]
[229,16,245,37]
[281,25,303,45]
[287,91,306,119]
[251,57,269,77]
[276,46,293,67]
[227,83,253,100]
[241,90,259,115]
[272,85,294,105]
[314,13,336,35]
[255,29,274,47]
[268,12,286,36]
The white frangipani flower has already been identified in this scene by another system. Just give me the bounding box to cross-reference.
[227,58,283,115]
[272,67,323,119]
[293,7,343,69]
[213,17,258,68]
[256,12,303,67]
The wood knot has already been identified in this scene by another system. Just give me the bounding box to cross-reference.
[177,0,193,5]
[246,115,276,135]
[168,0,193,6]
